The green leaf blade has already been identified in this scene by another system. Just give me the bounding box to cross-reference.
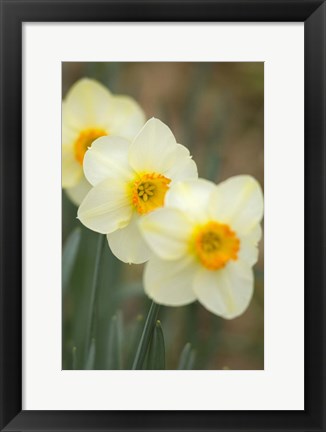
[132,301,160,370]
[84,338,96,370]
[107,311,123,370]
[147,320,165,370]
[178,342,196,370]
[62,227,82,294]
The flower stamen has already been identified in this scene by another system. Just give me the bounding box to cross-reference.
[132,173,171,215]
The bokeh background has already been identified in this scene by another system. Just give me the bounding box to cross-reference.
[62,62,264,370]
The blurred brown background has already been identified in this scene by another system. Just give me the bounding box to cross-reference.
[62,62,264,370]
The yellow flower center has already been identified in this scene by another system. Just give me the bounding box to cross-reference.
[193,221,240,270]
[131,173,171,215]
[74,128,107,165]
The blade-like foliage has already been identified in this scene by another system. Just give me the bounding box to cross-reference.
[132,302,160,370]
[62,227,81,294]
[107,311,123,370]
[85,338,96,370]
[178,342,196,370]
[147,320,165,370]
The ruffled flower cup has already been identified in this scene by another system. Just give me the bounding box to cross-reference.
[139,176,264,319]
[62,78,146,205]
[77,118,198,264]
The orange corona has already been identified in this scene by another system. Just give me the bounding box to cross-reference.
[74,128,107,165]
[193,221,240,270]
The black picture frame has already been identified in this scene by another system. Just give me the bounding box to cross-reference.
[1,1,325,431]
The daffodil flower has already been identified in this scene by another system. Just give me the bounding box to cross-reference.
[77,118,198,264]
[62,78,146,205]
[139,176,264,319]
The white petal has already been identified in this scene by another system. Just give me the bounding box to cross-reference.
[238,224,262,266]
[83,136,134,186]
[62,145,83,188]
[128,118,177,173]
[62,118,79,146]
[193,260,254,319]
[77,178,132,234]
[139,208,193,260]
[246,223,262,244]
[209,175,264,234]
[63,78,113,129]
[108,95,146,140]
[144,256,197,306]
[164,144,198,181]
[165,179,216,222]
[62,101,79,136]
[107,213,151,264]
[65,176,92,206]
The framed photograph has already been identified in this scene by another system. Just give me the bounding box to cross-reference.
[1,1,325,431]
[61,60,265,374]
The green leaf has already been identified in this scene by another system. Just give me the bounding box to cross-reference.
[147,320,165,370]
[141,349,149,370]
[132,301,160,370]
[107,311,123,370]
[84,338,96,370]
[84,234,104,360]
[178,343,196,370]
[92,244,123,369]
[62,227,81,294]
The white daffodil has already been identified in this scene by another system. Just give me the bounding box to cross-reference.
[77,118,198,264]
[62,78,146,205]
[139,176,264,319]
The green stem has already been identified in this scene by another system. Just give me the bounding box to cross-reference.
[132,301,160,370]
[84,233,104,360]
